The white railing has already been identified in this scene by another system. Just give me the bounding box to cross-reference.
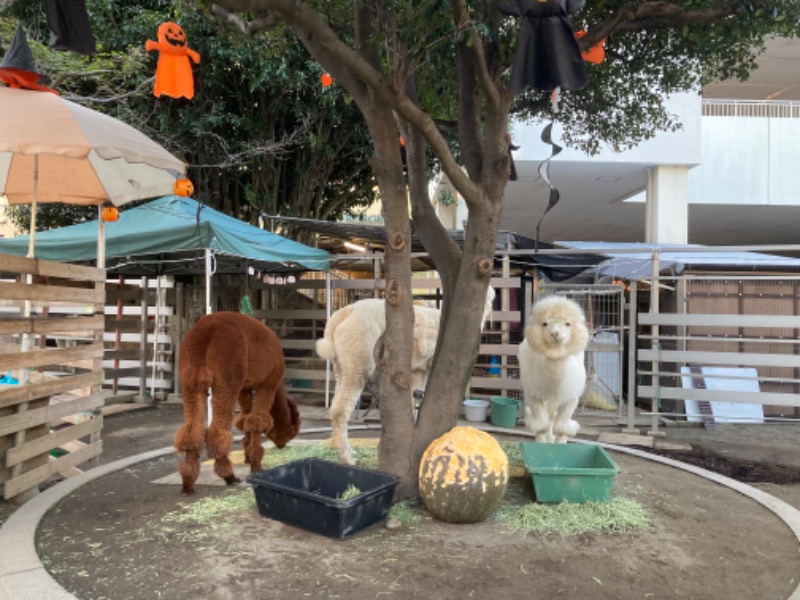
[702,99,800,118]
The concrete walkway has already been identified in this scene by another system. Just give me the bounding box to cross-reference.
[1,428,800,600]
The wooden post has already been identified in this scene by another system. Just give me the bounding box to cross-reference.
[647,251,665,437]
[173,282,183,397]
[138,277,147,400]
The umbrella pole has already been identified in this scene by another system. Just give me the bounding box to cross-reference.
[26,155,38,259]
[97,206,106,269]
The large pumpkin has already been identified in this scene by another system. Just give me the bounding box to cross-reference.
[418,426,509,524]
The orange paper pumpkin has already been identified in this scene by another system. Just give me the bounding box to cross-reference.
[145,22,200,99]
[102,206,120,222]
[173,178,194,197]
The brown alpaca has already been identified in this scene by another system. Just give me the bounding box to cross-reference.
[174,312,301,495]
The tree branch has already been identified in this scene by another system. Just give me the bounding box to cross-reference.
[212,0,480,206]
[211,4,281,34]
[583,1,749,47]
[451,0,500,107]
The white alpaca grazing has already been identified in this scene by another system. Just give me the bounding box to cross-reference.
[317,287,495,465]
[519,295,590,443]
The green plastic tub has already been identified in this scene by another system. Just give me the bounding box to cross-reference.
[490,396,519,428]
[521,442,619,503]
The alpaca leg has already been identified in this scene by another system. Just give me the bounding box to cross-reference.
[553,397,581,443]
[242,384,276,474]
[177,449,202,495]
[236,390,253,464]
[524,400,554,443]
[206,387,239,485]
[329,371,366,465]
[174,390,207,495]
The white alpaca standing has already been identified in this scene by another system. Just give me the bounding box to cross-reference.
[317,287,495,465]
[518,295,589,443]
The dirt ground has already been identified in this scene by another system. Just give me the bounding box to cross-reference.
[5,403,800,600]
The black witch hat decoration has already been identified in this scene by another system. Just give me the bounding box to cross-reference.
[0,24,58,93]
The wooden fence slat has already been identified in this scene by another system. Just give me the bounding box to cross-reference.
[0,281,104,304]
[3,441,102,499]
[479,344,519,356]
[0,371,101,410]
[638,386,800,407]
[0,315,105,336]
[470,376,523,390]
[0,255,105,282]
[486,310,521,322]
[637,349,800,369]
[279,340,318,350]
[0,393,104,438]
[5,417,102,468]
[0,342,104,371]
[639,313,800,328]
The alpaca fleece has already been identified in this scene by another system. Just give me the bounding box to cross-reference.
[519,295,589,443]
[174,312,301,495]
[317,288,495,465]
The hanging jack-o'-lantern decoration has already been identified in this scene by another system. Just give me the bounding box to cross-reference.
[145,22,200,99]
[173,178,194,197]
[321,72,333,87]
[575,30,606,64]
[101,206,120,222]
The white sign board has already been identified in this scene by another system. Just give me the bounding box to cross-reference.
[680,366,765,424]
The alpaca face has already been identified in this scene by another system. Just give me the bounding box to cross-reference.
[525,296,589,359]
[540,318,573,347]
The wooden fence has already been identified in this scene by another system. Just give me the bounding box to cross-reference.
[104,277,175,400]
[634,274,800,433]
[0,255,105,502]
[249,271,625,416]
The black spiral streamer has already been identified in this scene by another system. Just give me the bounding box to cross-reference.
[535,119,562,251]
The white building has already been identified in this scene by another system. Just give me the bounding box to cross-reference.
[439,37,800,247]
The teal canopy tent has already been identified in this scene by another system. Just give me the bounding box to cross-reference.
[0,195,329,275]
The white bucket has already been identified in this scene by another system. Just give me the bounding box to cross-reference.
[463,399,489,422]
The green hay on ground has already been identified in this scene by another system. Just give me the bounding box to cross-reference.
[388,499,424,525]
[496,496,651,537]
[163,436,650,538]
[261,442,378,470]
[163,488,255,527]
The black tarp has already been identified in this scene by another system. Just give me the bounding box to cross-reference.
[270,216,605,282]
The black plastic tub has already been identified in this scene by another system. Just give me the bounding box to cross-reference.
[246,458,401,539]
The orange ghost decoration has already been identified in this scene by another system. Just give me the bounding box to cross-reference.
[145,22,200,99]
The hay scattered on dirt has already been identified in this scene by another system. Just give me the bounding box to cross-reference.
[496,497,651,536]
[162,437,650,538]
[163,489,255,527]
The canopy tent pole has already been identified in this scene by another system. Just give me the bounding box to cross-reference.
[204,248,213,425]
[205,248,213,315]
